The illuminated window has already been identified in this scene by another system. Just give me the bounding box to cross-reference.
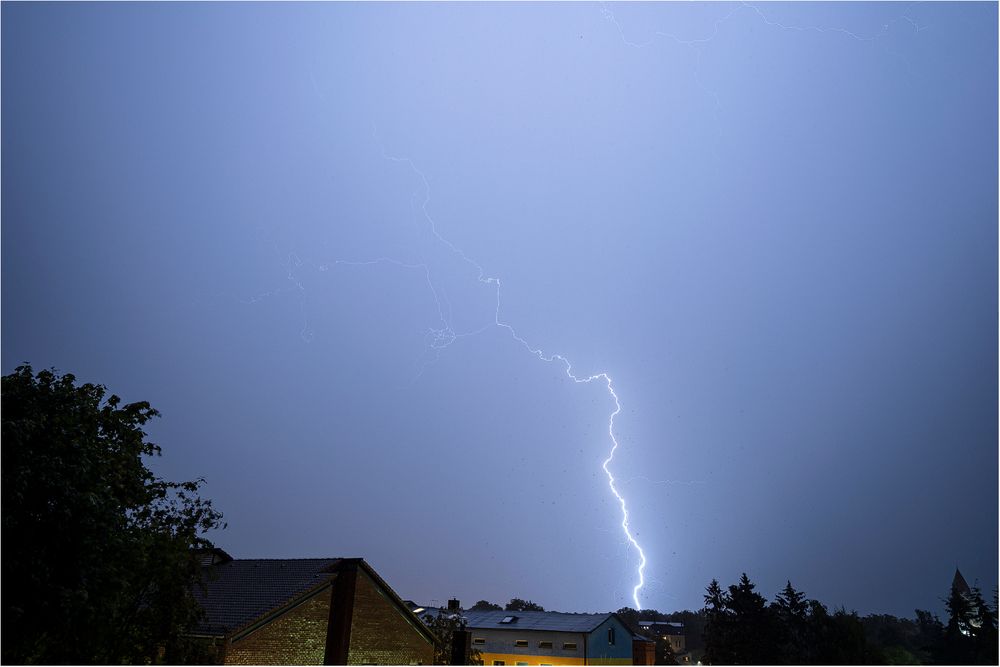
[562,643,577,651]
[473,638,486,645]
[608,627,616,645]
[538,641,553,649]
[515,640,528,647]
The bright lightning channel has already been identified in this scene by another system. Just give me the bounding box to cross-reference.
[376,139,649,610]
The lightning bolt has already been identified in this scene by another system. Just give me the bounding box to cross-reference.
[371,134,650,608]
[229,129,651,605]
[487,281,647,608]
[230,1,936,612]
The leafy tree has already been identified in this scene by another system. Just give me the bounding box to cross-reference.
[658,633,678,666]
[422,610,481,666]
[913,608,945,663]
[2,365,224,664]
[470,600,502,611]
[820,608,869,665]
[862,613,922,665]
[505,598,544,612]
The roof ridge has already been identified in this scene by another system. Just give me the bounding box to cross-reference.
[227,557,345,561]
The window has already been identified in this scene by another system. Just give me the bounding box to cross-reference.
[516,663,528,666]
[500,615,517,624]
[562,643,577,651]
[493,662,505,666]
[514,640,528,647]
[608,627,616,645]
[538,641,553,649]
[473,638,486,645]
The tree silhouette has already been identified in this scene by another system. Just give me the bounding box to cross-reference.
[470,600,502,611]
[771,581,808,664]
[2,365,224,664]
[505,598,544,612]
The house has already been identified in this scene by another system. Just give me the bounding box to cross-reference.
[637,621,685,656]
[412,604,635,666]
[190,549,436,665]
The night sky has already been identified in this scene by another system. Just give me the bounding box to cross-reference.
[3,2,996,618]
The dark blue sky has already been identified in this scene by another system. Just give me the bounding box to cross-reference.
[3,2,996,617]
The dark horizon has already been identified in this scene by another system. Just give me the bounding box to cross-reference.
[2,1,996,621]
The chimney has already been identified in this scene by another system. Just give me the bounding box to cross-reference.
[447,598,461,612]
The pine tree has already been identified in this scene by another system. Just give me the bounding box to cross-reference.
[726,573,773,664]
[969,586,998,665]
[771,581,809,664]
[703,579,733,665]
[944,571,978,663]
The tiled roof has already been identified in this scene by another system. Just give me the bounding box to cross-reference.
[420,608,616,633]
[192,558,341,635]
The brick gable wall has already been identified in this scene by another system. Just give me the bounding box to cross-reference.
[224,587,332,665]
[347,569,435,665]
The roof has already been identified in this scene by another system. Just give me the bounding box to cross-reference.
[417,607,619,633]
[952,568,972,596]
[639,621,685,635]
[192,558,341,635]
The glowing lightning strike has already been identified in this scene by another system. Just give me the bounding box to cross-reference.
[488,283,647,609]
[243,127,653,605]
[368,129,649,609]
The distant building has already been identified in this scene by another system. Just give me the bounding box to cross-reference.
[637,621,685,657]
[191,549,436,665]
[412,604,636,665]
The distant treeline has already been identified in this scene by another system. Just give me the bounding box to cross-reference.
[614,572,998,665]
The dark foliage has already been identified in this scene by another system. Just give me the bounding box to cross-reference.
[942,582,998,665]
[470,600,503,611]
[862,611,943,664]
[702,573,774,664]
[505,598,544,612]
[696,571,999,665]
[421,609,481,666]
[2,365,224,664]
[702,574,872,665]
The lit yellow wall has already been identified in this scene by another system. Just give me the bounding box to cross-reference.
[477,652,631,666]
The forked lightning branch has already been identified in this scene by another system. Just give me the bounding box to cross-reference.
[374,145,648,610]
